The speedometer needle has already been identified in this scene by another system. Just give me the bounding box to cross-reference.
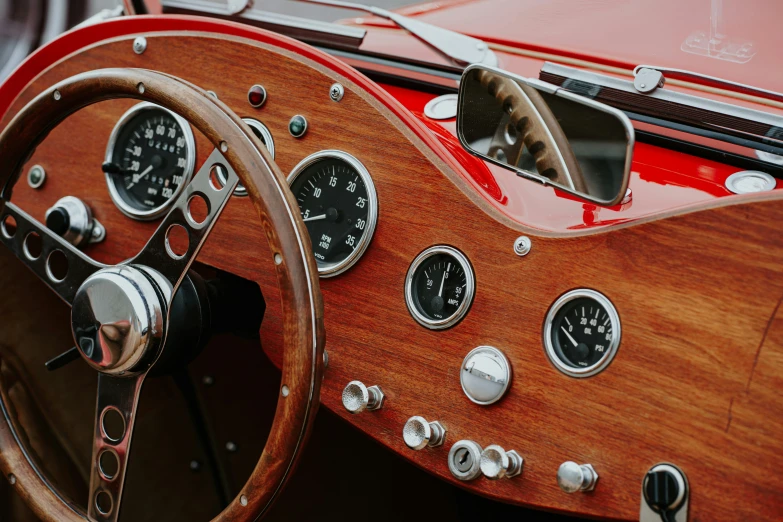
[126,165,153,189]
[561,326,579,347]
[303,214,326,222]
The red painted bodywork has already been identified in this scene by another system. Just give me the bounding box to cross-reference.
[0,13,777,233]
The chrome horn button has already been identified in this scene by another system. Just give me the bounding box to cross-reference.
[71,266,165,375]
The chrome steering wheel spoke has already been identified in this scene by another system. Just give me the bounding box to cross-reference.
[130,148,239,297]
[87,373,146,522]
[0,201,105,304]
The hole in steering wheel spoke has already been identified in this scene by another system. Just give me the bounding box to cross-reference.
[95,490,113,515]
[23,232,42,260]
[46,250,69,282]
[1,215,16,238]
[165,223,190,259]
[99,450,120,481]
[187,193,210,225]
[101,408,126,443]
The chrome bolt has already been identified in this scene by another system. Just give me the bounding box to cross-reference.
[226,441,238,452]
[513,236,531,256]
[27,165,46,189]
[329,83,344,102]
[53,90,61,101]
[133,37,147,54]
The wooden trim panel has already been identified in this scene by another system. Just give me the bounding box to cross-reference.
[1,30,782,521]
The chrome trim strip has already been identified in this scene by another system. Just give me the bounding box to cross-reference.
[104,102,196,221]
[542,62,783,133]
[404,245,475,330]
[286,150,378,278]
[543,288,621,378]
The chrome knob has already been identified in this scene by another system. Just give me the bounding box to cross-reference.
[341,381,384,414]
[557,462,598,493]
[45,196,105,247]
[479,445,523,479]
[402,416,446,450]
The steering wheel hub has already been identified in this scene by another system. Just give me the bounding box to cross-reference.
[71,266,165,375]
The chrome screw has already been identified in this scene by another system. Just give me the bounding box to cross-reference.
[329,83,344,102]
[133,37,147,55]
[513,236,531,256]
[27,165,46,189]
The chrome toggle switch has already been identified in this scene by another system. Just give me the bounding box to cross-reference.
[341,381,384,414]
[448,440,483,481]
[45,196,105,248]
[557,461,598,493]
[402,416,446,450]
[479,444,523,479]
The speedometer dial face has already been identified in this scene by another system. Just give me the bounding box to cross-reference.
[405,246,475,330]
[105,102,195,220]
[544,289,621,378]
[288,151,378,277]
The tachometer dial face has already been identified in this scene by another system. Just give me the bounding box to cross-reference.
[405,246,475,330]
[544,289,621,377]
[288,151,378,277]
[105,103,195,220]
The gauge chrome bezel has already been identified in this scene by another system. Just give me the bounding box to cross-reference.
[104,102,196,221]
[405,245,476,330]
[219,118,275,197]
[544,288,621,378]
[287,150,378,278]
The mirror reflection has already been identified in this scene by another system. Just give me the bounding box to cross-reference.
[457,67,634,205]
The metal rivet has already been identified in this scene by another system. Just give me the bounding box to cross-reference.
[226,441,238,452]
[137,83,145,94]
[8,474,16,485]
[329,83,344,102]
[190,460,201,471]
[281,385,290,397]
[133,36,147,54]
[220,141,228,152]
[202,375,214,386]
[274,253,282,265]
[27,165,46,189]
[53,90,61,101]
[513,236,531,256]
[240,495,248,506]
[640,83,646,89]
[207,90,218,99]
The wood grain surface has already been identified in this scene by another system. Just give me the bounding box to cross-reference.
[2,31,783,521]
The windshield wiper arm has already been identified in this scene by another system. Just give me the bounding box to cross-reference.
[296,0,497,66]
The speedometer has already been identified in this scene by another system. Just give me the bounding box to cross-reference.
[104,102,195,220]
[288,151,378,277]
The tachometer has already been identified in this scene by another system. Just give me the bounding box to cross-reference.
[405,246,475,330]
[544,289,621,377]
[104,102,195,220]
[288,150,378,277]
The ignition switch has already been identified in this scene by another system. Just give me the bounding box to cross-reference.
[640,463,689,522]
[45,196,105,248]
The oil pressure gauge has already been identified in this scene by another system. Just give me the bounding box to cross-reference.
[544,289,621,378]
[405,245,475,330]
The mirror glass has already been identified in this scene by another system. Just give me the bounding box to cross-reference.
[457,66,634,206]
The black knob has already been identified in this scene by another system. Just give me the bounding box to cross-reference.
[644,469,679,512]
[46,207,70,236]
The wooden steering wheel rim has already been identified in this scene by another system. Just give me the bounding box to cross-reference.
[0,68,325,521]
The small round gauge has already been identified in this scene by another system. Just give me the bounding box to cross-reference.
[104,102,195,220]
[405,246,475,330]
[544,289,621,378]
[288,150,378,277]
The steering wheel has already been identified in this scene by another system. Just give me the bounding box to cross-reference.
[0,68,325,521]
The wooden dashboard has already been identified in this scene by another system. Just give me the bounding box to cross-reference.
[2,26,783,521]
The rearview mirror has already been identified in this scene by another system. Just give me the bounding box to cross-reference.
[457,65,634,206]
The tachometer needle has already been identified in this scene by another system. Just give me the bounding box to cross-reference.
[561,326,579,347]
[303,214,327,222]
